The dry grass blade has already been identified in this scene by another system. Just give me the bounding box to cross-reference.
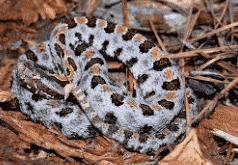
[188,75,229,84]
[150,19,167,54]
[166,44,238,59]
[183,7,200,42]
[212,129,238,146]
[225,143,235,165]
[85,0,102,16]
[188,21,238,43]
[197,55,225,71]
[217,61,238,75]
[122,0,129,27]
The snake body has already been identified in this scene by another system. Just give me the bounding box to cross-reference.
[11,16,197,155]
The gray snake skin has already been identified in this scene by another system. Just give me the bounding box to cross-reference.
[10,16,198,155]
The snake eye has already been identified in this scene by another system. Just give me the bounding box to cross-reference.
[25,50,38,62]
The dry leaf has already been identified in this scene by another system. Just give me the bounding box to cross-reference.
[200,104,238,138]
[0,0,67,24]
[160,129,212,165]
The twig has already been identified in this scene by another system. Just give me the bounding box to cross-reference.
[188,21,238,43]
[150,19,167,54]
[122,0,129,27]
